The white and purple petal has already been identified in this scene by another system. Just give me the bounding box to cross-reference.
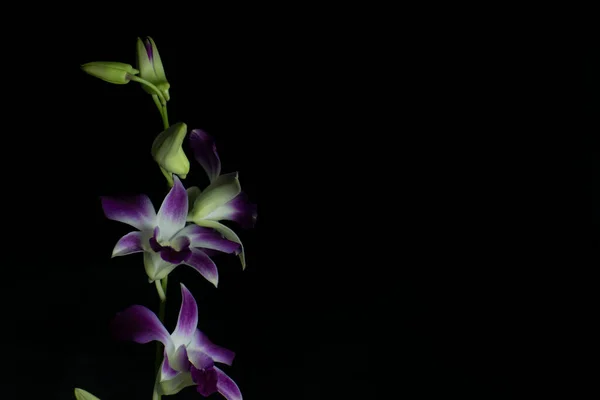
[101,194,156,231]
[187,349,215,370]
[194,220,247,269]
[190,129,221,183]
[188,172,241,221]
[215,366,243,400]
[176,224,241,254]
[183,248,219,287]
[160,353,179,381]
[171,284,199,347]
[112,231,144,257]
[156,175,188,241]
[169,345,191,372]
[190,329,236,366]
[110,305,173,353]
[204,192,257,229]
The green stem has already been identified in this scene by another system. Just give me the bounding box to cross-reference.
[129,75,168,106]
[154,276,168,399]
[152,94,170,129]
[154,279,166,301]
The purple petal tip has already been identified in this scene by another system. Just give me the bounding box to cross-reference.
[145,38,153,61]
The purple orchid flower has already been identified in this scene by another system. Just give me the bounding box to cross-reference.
[187,129,257,269]
[111,283,242,398]
[101,175,241,286]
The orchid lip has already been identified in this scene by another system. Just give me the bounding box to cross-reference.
[149,228,193,264]
[191,365,218,396]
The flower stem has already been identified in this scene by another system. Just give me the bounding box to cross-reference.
[128,75,168,106]
[154,279,166,301]
[153,276,168,399]
[152,94,170,129]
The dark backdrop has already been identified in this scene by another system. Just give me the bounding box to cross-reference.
[2,17,542,400]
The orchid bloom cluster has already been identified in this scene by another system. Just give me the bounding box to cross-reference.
[78,37,256,399]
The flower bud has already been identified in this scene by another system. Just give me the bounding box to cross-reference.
[136,37,170,101]
[81,62,138,85]
[74,388,101,400]
[151,122,190,185]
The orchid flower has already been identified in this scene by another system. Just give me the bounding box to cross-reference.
[187,129,257,269]
[101,175,240,287]
[111,283,242,399]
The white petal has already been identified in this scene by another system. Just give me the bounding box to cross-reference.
[189,172,241,221]
[157,372,195,396]
[144,251,178,282]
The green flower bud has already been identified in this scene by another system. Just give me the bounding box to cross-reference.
[136,37,170,101]
[80,62,138,85]
[151,122,190,186]
[74,388,101,400]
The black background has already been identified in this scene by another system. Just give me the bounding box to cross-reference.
[5,13,588,400]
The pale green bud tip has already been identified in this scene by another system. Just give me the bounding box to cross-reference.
[81,61,139,85]
[151,122,190,177]
[74,388,101,400]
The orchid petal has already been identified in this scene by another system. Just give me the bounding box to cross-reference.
[156,175,188,241]
[112,231,144,257]
[176,224,241,254]
[215,366,243,400]
[157,372,195,396]
[144,251,178,282]
[187,349,215,370]
[186,186,201,208]
[110,305,174,354]
[160,354,179,381]
[171,284,198,348]
[190,129,221,183]
[184,248,219,287]
[190,329,236,366]
[169,345,191,372]
[192,365,219,396]
[194,219,247,269]
[101,194,156,231]
[204,192,257,229]
[199,248,221,258]
[188,172,241,221]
